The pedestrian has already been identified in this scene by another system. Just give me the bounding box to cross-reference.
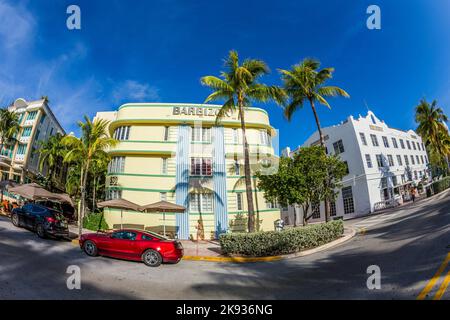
[411,188,416,202]
[196,219,204,241]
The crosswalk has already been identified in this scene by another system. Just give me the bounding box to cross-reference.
[350,211,405,233]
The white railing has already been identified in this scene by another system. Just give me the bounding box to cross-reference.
[373,198,400,212]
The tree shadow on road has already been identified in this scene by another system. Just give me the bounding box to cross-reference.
[0,226,136,300]
[187,197,449,300]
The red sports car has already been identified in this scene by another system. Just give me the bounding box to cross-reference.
[79,229,184,267]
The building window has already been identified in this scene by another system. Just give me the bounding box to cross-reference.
[424,156,428,164]
[422,143,425,151]
[333,140,345,154]
[400,139,405,149]
[420,155,424,164]
[163,126,170,141]
[410,155,415,165]
[192,127,211,143]
[396,155,403,166]
[234,159,240,175]
[412,141,416,150]
[414,171,418,180]
[416,155,420,165]
[342,186,355,214]
[160,192,167,201]
[26,111,38,121]
[21,127,32,137]
[107,189,122,200]
[343,161,349,174]
[114,126,131,141]
[392,138,398,148]
[382,136,390,148]
[311,202,320,219]
[406,140,411,150]
[162,158,168,174]
[236,192,243,211]
[387,155,394,167]
[365,154,373,168]
[16,144,27,155]
[259,129,270,146]
[266,201,279,209]
[370,134,379,147]
[376,154,384,168]
[330,201,337,216]
[189,193,213,212]
[232,128,239,144]
[108,156,125,173]
[39,113,46,125]
[190,158,212,176]
[404,155,409,166]
[370,114,377,124]
[392,176,398,186]
[359,133,367,146]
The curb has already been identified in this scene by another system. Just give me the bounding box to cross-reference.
[183,227,357,263]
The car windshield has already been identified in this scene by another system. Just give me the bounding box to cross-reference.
[142,231,169,241]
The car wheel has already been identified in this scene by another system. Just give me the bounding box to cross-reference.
[36,224,46,239]
[11,214,20,227]
[83,240,98,257]
[142,249,162,267]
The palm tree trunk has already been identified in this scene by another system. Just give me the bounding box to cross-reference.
[92,174,96,212]
[79,162,90,238]
[78,167,84,238]
[238,98,256,233]
[309,99,330,223]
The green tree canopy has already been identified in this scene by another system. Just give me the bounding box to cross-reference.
[257,146,347,226]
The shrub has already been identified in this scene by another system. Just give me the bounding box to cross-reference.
[83,212,109,231]
[219,220,344,257]
[432,177,450,194]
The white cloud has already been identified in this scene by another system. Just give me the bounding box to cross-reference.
[0,1,35,49]
[0,3,161,135]
[112,80,160,103]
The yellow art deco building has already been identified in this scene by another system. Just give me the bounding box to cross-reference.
[94,103,280,240]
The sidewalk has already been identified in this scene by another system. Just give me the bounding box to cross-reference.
[181,226,356,262]
[346,187,450,224]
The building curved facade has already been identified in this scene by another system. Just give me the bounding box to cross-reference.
[95,103,280,240]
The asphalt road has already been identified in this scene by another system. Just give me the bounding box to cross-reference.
[0,190,449,300]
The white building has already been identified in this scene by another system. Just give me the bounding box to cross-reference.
[1,98,66,187]
[281,111,430,224]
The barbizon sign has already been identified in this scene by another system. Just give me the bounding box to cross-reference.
[172,106,233,117]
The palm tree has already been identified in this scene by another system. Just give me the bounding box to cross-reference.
[89,151,111,211]
[201,50,285,232]
[279,58,350,222]
[415,99,449,170]
[38,133,66,190]
[0,108,20,161]
[62,116,117,237]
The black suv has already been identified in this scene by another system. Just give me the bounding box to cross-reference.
[11,203,69,239]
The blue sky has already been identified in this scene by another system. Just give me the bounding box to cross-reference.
[0,0,449,151]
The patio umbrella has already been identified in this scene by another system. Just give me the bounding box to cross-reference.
[97,199,141,230]
[141,201,186,237]
[49,193,74,206]
[8,183,55,201]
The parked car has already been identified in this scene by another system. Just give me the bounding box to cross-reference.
[35,200,75,222]
[79,229,184,267]
[11,203,69,239]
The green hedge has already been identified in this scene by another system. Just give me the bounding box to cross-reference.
[432,177,450,194]
[219,220,344,257]
[83,212,109,231]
